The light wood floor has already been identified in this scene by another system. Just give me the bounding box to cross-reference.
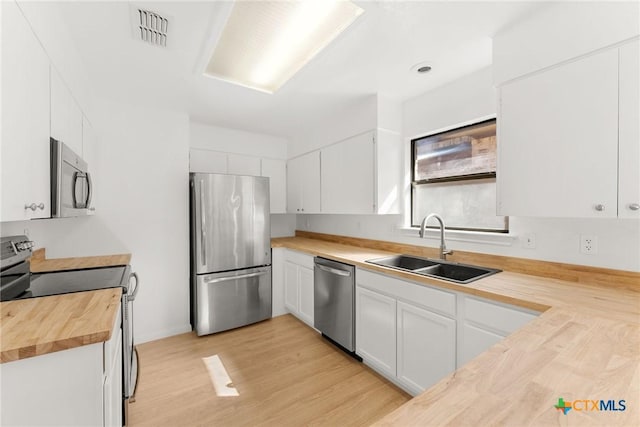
[128,314,410,426]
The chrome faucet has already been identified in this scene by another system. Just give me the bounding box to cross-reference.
[419,213,453,260]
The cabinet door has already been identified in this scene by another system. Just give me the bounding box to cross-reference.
[261,158,287,213]
[51,69,83,156]
[0,0,51,221]
[103,327,123,427]
[321,132,374,214]
[298,266,314,327]
[619,40,640,218]
[396,301,456,395]
[190,149,228,173]
[228,153,261,176]
[458,322,504,367]
[356,286,396,377]
[82,116,98,213]
[286,156,302,213]
[498,49,619,217]
[299,151,321,213]
[284,261,299,314]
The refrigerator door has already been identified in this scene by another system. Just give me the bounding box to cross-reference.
[195,266,272,335]
[191,173,271,274]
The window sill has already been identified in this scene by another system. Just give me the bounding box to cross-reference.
[395,226,516,247]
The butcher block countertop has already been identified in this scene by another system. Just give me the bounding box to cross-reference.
[272,235,640,426]
[0,250,130,363]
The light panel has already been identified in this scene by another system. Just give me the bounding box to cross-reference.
[204,1,364,93]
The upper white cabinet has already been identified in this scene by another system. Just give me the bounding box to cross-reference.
[228,153,261,176]
[1,0,51,221]
[51,68,83,156]
[498,46,631,218]
[618,40,640,218]
[261,158,287,214]
[287,151,321,213]
[321,129,401,215]
[189,149,228,173]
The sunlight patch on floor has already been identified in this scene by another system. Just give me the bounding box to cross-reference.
[202,354,239,397]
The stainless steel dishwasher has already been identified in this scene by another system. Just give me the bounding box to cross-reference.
[314,257,356,353]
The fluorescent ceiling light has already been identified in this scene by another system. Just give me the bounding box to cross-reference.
[204,1,364,94]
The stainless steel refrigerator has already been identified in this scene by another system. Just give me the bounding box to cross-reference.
[190,173,272,336]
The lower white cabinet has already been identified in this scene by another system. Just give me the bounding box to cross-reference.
[355,286,396,377]
[396,301,456,395]
[283,250,315,327]
[1,307,123,426]
[355,267,539,396]
[457,294,538,367]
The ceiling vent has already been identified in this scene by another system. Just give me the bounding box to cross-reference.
[132,7,168,47]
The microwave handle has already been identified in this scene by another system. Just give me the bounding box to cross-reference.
[85,172,92,209]
[72,172,80,208]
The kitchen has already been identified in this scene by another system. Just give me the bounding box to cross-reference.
[1,0,639,426]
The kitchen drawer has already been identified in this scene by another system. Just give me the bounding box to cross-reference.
[357,268,456,318]
[463,295,537,336]
[284,249,315,270]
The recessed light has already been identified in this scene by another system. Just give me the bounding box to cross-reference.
[410,62,434,74]
[417,66,432,73]
[204,1,364,94]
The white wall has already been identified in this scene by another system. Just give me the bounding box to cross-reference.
[297,67,640,272]
[189,121,296,237]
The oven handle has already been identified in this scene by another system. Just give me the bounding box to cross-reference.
[128,272,140,301]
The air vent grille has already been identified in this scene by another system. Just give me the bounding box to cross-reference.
[136,8,168,47]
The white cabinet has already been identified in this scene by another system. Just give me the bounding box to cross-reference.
[228,153,261,176]
[283,250,315,327]
[1,307,122,426]
[0,0,51,221]
[457,295,538,366]
[287,151,321,213]
[618,40,640,218]
[189,149,228,173]
[261,158,287,213]
[396,301,456,395]
[355,286,397,378]
[498,48,619,218]
[321,129,401,214]
[356,269,457,395]
[51,68,83,156]
[498,40,640,219]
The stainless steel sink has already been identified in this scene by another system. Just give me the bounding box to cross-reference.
[366,254,500,284]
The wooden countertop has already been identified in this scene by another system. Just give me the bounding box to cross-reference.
[272,236,640,426]
[0,250,131,363]
[30,248,131,272]
[0,288,122,363]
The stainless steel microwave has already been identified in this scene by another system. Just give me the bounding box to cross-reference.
[50,138,93,217]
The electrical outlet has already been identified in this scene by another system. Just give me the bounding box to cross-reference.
[580,235,598,254]
[522,233,536,249]
[23,228,30,238]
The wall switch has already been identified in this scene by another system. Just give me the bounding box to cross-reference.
[580,235,598,254]
[522,233,536,249]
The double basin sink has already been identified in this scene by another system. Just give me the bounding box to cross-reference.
[366,254,500,284]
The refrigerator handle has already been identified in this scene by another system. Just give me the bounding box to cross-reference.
[199,179,206,267]
[204,270,269,284]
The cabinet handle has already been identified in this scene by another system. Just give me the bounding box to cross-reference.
[25,203,45,211]
[629,203,640,211]
[594,204,605,212]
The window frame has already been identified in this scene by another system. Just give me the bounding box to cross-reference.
[410,118,508,232]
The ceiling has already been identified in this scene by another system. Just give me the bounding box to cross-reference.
[56,1,544,139]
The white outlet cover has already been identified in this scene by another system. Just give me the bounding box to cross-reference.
[580,235,598,255]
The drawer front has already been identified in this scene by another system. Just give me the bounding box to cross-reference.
[357,268,455,317]
[463,295,538,336]
[284,249,315,269]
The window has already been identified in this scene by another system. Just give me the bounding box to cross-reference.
[411,118,508,232]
